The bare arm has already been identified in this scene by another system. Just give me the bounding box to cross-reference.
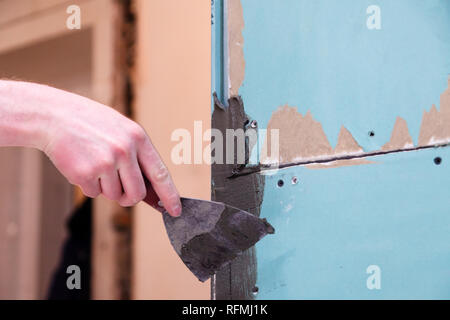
[0,80,181,216]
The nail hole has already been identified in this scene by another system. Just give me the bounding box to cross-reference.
[291,177,298,185]
[252,286,259,294]
[369,131,375,137]
[434,157,442,165]
[277,179,284,187]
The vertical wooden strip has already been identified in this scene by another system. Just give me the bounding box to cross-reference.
[38,157,73,298]
[91,0,131,300]
[16,148,43,299]
[0,148,23,299]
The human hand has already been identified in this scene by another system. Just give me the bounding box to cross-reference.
[41,91,181,217]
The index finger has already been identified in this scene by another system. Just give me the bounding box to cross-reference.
[137,139,182,217]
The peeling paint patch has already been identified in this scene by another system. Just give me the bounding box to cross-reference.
[419,78,450,146]
[262,105,333,164]
[260,78,450,168]
[261,105,364,164]
[227,0,245,97]
[305,158,376,170]
[382,117,413,151]
[334,126,364,156]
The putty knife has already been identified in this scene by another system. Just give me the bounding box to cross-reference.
[143,188,275,282]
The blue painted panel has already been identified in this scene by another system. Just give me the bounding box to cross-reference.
[255,146,450,299]
[212,0,225,106]
[212,0,450,299]
[239,0,450,149]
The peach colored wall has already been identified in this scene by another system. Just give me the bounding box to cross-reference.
[132,1,211,299]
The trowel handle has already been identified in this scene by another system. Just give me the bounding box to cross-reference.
[142,177,166,213]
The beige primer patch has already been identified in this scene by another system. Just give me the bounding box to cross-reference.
[261,105,334,164]
[305,158,376,170]
[261,107,363,165]
[227,0,245,97]
[334,126,363,155]
[260,105,373,169]
[259,78,450,169]
[418,78,450,146]
[382,117,413,151]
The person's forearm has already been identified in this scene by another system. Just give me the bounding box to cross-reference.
[0,80,52,150]
[0,80,181,215]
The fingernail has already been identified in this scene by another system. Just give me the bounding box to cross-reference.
[172,204,182,217]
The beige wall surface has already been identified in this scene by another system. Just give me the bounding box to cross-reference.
[132,1,211,299]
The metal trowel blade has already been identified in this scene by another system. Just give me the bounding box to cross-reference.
[145,196,275,282]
